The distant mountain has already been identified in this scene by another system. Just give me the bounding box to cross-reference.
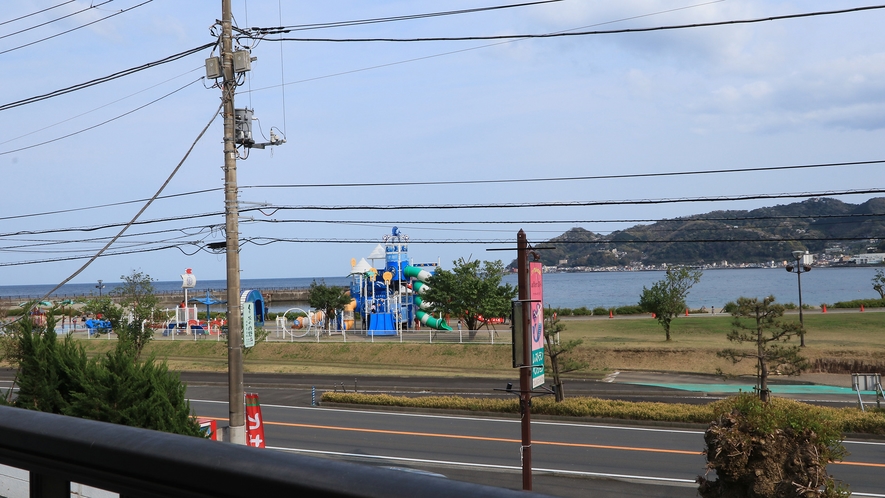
[516,198,885,269]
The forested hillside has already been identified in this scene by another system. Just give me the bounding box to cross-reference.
[523,198,885,269]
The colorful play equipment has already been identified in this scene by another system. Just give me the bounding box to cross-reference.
[240,289,266,327]
[349,227,452,336]
[275,307,323,340]
[85,318,112,336]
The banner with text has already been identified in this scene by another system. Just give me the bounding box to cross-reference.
[530,261,544,388]
[245,393,266,448]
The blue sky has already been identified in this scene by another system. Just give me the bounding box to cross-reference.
[2,1,884,286]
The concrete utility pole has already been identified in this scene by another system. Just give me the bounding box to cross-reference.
[516,230,532,490]
[221,0,245,445]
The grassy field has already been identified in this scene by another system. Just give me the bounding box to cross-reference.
[54,312,883,379]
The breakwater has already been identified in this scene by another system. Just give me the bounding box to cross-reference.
[0,287,310,310]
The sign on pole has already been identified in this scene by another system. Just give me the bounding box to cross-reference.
[529,262,544,388]
[243,301,255,348]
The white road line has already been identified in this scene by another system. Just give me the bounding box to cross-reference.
[267,446,698,486]
[188,398,705,434]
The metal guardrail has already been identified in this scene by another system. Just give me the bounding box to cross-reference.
[0,405,547,498]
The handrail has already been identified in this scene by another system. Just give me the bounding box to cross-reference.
[0,405,546,498]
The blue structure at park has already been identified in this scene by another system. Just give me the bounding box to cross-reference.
[349,227,451,336]
[240,289,266,327]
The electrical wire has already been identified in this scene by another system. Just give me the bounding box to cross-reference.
[24,100,222,304]
[244,1,726,95]
[1,207,880,243]
[0,243,202,268]
[0,42,215,111]
[233,188,885,211]
[1,232,880,268]
[1,159,881,222]
[0,67,203,146]
[240,159,885,189]
[241,235,885,246]
[246,213,885,227]
[0,77,203,156]
[0,0,114,41]
[257,5,885,43]
[245,1,562,34]
[0,0,153,55]
[0,1,76,27]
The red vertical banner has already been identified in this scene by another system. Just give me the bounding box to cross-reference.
[197,418,217,440]
[245,393,266,448]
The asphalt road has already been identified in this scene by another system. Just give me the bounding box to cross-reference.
[2,369,882,497]
[180,372,885,498]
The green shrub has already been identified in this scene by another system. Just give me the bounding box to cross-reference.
[700,393,850,498]
[572,306,592,316]
[831,298,885,309]
[320,392,885,435]
[614,305,643,315]
[592,307,608,316]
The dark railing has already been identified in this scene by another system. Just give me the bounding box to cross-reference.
[0,405,547,498]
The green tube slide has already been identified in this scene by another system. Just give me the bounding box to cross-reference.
[416,310,453,331]
[404,265,433,281]
[405,265,451,331]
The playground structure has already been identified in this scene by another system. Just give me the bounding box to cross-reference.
[274,307,324,340]
[349,227,452,337]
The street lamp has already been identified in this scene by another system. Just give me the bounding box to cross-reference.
[785,250,810,347]
[96,279,105,297]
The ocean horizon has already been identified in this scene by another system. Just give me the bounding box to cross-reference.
[1,266,881,310]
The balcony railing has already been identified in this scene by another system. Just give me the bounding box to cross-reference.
[0,405,546,498]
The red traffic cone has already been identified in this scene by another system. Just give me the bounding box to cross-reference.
[861,304,865,312]
[685,308,689,317]
[609,310,613,319]
[822,304,827,313]
[651,313,656,319]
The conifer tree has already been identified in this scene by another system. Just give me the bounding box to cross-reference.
[7,312,201,437]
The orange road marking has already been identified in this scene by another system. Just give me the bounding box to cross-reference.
[196,415,885,467]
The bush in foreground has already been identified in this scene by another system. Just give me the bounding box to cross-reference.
[698,394,849,498]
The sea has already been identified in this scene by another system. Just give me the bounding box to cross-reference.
[1,267,881,310]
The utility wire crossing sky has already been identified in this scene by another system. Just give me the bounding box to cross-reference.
[1,0,884,286]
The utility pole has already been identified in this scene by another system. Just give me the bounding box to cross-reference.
[221,0,245,445]
[516,229,532,490]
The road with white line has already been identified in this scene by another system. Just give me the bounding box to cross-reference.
[187,384,885,498]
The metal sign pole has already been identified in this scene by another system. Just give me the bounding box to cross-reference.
[516,229,532,491]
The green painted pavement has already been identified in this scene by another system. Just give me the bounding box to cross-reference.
[623,381,875,395]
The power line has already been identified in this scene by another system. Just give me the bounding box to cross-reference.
[245,1,562,34]
[0,211,880,242]
[241,159,885,189]
[0,0,153,55]
[0,77,203,156]
[243,188,885,211]
[256,4,885,43]
[0,68,203,147]
[0,42,214,111]
[25,100,222,302]
[244,1,726,95]
[2,159,881,222]
[0,0,114,41]
[0,1,77,28]
[243,235,885,246]
[0,243,199,268]
[1,210,882,244]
